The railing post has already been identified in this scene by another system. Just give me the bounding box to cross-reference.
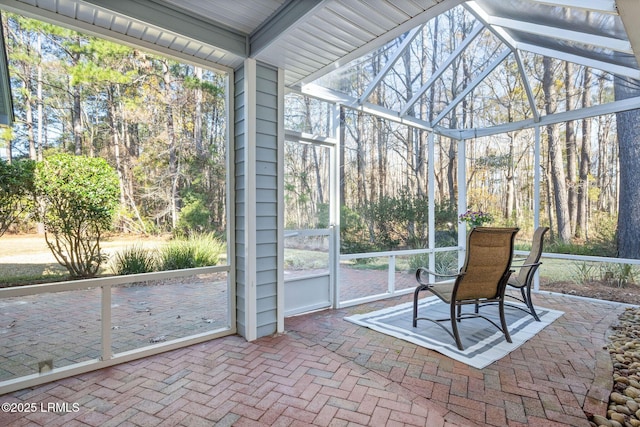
[388,255,396,293]
[101,285,112,361]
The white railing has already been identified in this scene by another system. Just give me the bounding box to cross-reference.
[0,266,234,395]
[337,246,460,308]
[336,247,640,308]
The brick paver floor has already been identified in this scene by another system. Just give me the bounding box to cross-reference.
[0,289,624,426]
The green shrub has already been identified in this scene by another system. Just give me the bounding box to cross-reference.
[176,194,211,235]
[570,261,596,285]
[159,233,224,270]
[600,263,638,287]
[0,158,36,237]
[35,153,120,278]
[111,245,157,275]
[408,251,458,275]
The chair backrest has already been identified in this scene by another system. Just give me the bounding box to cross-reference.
[455,227,519,300]
[515,226,549,284]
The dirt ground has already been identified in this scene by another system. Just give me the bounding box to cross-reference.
[539,279,640,306]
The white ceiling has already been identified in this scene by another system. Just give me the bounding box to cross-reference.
[1,0,639,136]
[1,0,638,87]
[0,0,470,86]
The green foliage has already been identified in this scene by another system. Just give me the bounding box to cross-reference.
[176,194,211,235]
[341,195,460,255]
[570,262,596,285]
[111,245,157,275]
[600,263,638,288]
[158,233,224,271]
[408,251,458,274]
[0,159,35,236]
[340,205,375,255]
[546,239,616,257]
[35,153,120,278]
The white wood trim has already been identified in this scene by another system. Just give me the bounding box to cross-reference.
[243,58,258,341]
[277,66,285,333]
[226,70,237,335]
[0,0,236,73]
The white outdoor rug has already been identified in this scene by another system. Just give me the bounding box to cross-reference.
[344,296,564,369]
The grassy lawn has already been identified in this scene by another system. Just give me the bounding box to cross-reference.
[0,233,169,286]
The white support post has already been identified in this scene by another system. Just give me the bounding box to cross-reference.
[276,66,285,333]
[457,138,467,269]
[330,102,341,308]
[534,125,541,291]
[244,58,258,341]
[428,132,436,279]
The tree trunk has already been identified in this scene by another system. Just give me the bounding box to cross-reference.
[505,134,515,220]
[108,86,126,207]
[614,75,640,258]
[543,57,571,242]
[36,32,43,161]
[163,60,179,229]
[194,66,204,158]
[72,38,83,155]
[565,62,577,235]
[576,68,592,239]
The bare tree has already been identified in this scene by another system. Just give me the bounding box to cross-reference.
[614,75,640,258]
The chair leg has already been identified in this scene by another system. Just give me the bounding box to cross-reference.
[499,299,512,343]
[523,285,540,321]
[451,302,463,350]
[413,286,423,327]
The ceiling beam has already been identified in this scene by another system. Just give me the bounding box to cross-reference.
[616,0,640,71]
[300,83,438,133]
[358,25,424,105]
[486,16,631,54]
[531,0,618,14]
[514,50,540,122]
[432,48,511,126]
[455,95,640,139]
[250,0,329,57]
[400,23,484,116]
[518,42,640,79]
[296,0,465,86]
[83,0,248,58]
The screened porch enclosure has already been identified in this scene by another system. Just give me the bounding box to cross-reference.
[1,0,640,396]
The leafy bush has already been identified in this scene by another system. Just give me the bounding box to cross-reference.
[176,193,211,235]
[111,245,157,275]
[600,263,638,287]
[0,159,35,237]
[35,153,120,278]
[158,233,224,270]
[409,251,458,274]
[570,261,596,284]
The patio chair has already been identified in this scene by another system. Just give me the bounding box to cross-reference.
[504,226,549,321]
[413,226,519,350]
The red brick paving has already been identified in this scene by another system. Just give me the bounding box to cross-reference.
[0,291,624,426]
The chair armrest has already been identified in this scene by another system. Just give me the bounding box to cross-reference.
[511,262,542,268]
[415,267,462,286]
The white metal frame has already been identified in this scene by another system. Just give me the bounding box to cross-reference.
[282,129,339,314]
[0,59,236,395]
[0,266,234,395]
